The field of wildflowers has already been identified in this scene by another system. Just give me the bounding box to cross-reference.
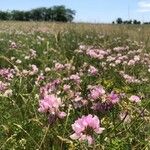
[0,22,150,150]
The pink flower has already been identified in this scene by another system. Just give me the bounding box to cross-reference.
[90,86,105,100]
[35,74,45,85]
[70,74,81,84]
[134,55,140,61]
[54,63,64,70]
[64,63,72,70]
[115,59,121,64]
[40,79,61,97]
[57,111,66,119]
[63,84,71,91]
[70,114,105,145]
[29,65,38,75]
[107,91,120,104]
[88,65,98,75]
[113,46,128,52]
[86,49,108,59]
[29,49,37,59]
[0,68,15,80]
[128,60,135,66]
[3,89,12,97]
[129,95,141,103]
[38,94,61,113]
[0,81,8,92]
[38,94,66,121]
[10,42,17,48]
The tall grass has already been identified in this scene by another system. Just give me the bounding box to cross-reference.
[0,21,150,150]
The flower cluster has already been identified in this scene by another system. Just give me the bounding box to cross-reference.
[38,94,66,123]
[70,115,105,145]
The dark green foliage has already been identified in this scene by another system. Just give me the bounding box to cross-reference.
[116,18,123,24]
[0,5,75,22]
[133,20,141,25]
[114,18,142,25]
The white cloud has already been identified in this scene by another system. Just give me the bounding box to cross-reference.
[138,0,150,12]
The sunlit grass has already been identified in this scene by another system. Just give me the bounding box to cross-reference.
[0,21,150,150]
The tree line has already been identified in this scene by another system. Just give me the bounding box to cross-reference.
[113,18,150,25]
[0,5,75,22]
[113,18,141,24]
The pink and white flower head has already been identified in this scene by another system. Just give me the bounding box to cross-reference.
[88,65,98,75]
[22,69,29,76]
[115,59,121,65]
[107,91,120,104]
[0,68,15,80]
[54,63,65,70]
[10,42,17,49]
[89,86,105,100]
[29,64,38,75]
[113,46,127,52]
[0,81,8,92]
[35,74,45,85]
[3,89,13,97]
[64,63,72,70]
[63,84,71,91]
[40,79,61,98]
[38,94,61,113]
[128,60,135,66]
[38,94,66,119]
[129,95,141,103]
[70,114,105,145]
[134,55,140,61]
[70,74,81,84]
[29,49,37,59]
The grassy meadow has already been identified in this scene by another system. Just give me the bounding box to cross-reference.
[0,21,150,150]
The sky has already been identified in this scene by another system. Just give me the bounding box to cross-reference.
[0,0,150,23]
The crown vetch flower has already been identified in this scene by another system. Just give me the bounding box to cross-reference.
[70,74,81,84]
[38,94,61,113]
[0,68,15,80]
[107,91,120,104]
[38,94,66,120]
[70,114,105,145]
[90,86,105,100]
[88,65,98,75]
[129,95,141,103]
[92,102,114,113]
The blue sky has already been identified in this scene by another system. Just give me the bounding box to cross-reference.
[0,0,150,23]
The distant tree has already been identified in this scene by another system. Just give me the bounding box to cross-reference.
[11,10,25,21]
[116,18,123,24]
[30,8,42,21]
[24,11,31,21]
[112,21,115,24]
[133,19,138,24]
[113,18,141,25]
[0,6,75,22]
[65,8,76,22]
[123,20,128,24]
[123,20,132,24]
[43,8,52,21]
[127,20,132,24]
[52,5,75,22]
[137,21,141,24]
[0,11,9,20]
[143,22,150,24]
[37,7,48,21]
[133,20,141,25]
